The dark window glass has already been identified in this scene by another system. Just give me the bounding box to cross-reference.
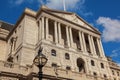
[91,60,95,66]
[66,66,71,70]
[117,72,119,76]
[104,74,107,78]
[93,72,97,76]
[51,49,56,56]
[65,53,70,60]
[101,63,104,68]
[112,70,114,75]
[52,63,57,67]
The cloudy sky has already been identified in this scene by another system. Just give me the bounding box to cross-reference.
[0,0,120,64]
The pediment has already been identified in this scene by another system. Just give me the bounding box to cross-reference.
[37,6,100,34]
[44,10,99,33]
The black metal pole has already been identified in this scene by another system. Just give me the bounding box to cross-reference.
[38,66,43,80]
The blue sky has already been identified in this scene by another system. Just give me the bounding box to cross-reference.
[0,0,120,64]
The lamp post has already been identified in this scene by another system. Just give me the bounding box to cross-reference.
[33,48,48,80]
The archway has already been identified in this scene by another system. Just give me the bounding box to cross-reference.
[77,58,85,73]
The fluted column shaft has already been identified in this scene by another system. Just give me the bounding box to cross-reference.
[99,39,105,57]
[88,35,94,54]
[58,23,62,44]
[38,20,42,41]
[41,17,45,39]
[78,31,84,51]
[69,27,73,47]
[66,26,70,47]
[45,18,49,40]
[91,36,96,55]
[81,32,87,52]
[54,21,58,43]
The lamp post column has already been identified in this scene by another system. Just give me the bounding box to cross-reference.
[38,66,43,80]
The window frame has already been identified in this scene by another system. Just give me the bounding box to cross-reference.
[51,49,56,56]
[65,53,70,60]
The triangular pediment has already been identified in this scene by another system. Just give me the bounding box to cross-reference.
[37,6,100,34]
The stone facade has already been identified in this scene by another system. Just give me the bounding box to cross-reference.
[0,6,120,80]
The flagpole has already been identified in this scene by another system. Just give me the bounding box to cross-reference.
[63,0,66,11]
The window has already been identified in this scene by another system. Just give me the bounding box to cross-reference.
[77,58,85,73]
[93,72,97,76]
[65,53,70,60]
[66,66,71,70]
[117,72,119,76]
[51,63,57,67]
[112,70,114,75]
[104,74,107,78]
[114,78,116,80]
[91,60,95,66]
[101,63,104,68]
[16,55,19,61]
[51,49,56,56]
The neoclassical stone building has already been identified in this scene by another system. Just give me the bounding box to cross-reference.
[0,6,120,80]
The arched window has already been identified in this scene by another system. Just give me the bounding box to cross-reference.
[51,49,56,56]
[65,53,70,60]
[77,58,85,73]
[101,63,104,68]
[91,60,95,66]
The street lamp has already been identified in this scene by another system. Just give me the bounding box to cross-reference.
[33,48,48,80]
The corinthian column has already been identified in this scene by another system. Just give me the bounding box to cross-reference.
[38,20,41,41]
[58,23,62,44]
[45,17,49,40]
[88,35,93,54]
[97,38,105,57]
[69,27,73,47]
[66,26,70,47]
[91,36,96,55]
[81,32,87,52]
[99,39,105,57]
[78,31,83,51]
[41,17,45,39]
[54,21,58,43]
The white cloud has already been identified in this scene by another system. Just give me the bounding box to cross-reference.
[9,0,33,5]
[38,0,85,10]
[110,48,120,58]
[118,63,120,66]
[97,17,120,42]
[9,0,92,16]
[9,0,24,5]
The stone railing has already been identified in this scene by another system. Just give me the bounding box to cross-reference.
[0,60,29,75]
